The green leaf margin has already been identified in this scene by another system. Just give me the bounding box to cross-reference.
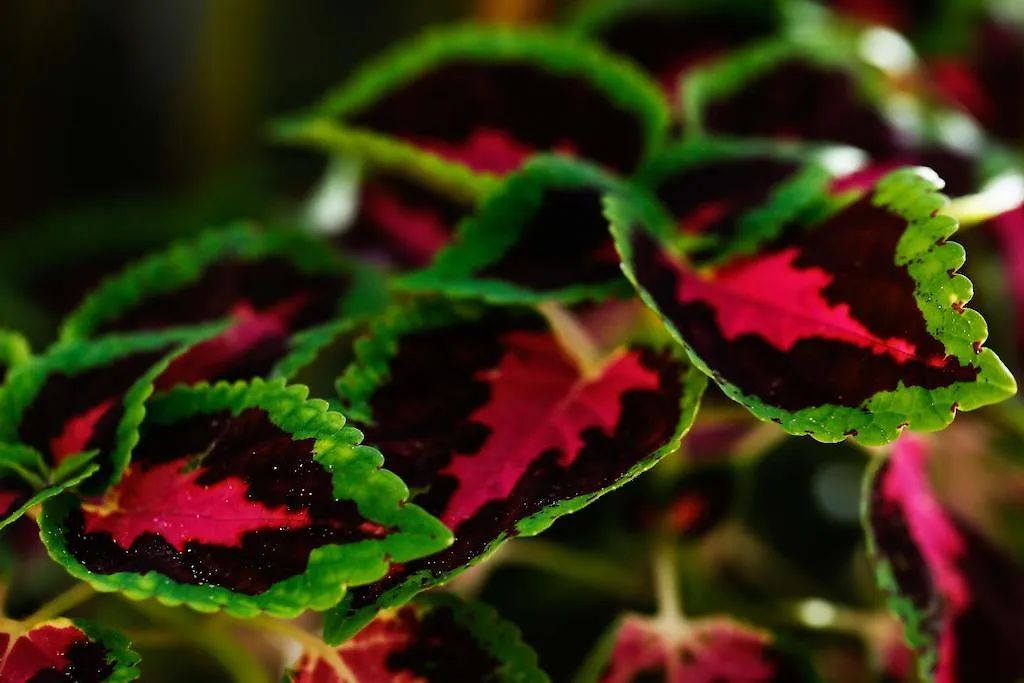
[0,330,30,380]
[270,24,670,195]
[39,377,453,619]
[396,156,634,305]
[288,594,549,682]
[323,299,707,643]
[681,38,900,142]
[60,222,385,342]
[860,451,940,680]
[0,618,143,683]
[0,328,221,491]
[635,138,837,265]
[0,461,99,533]
[609,168,1017,445]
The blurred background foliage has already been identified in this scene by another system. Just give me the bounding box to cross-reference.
[0,0,570,344]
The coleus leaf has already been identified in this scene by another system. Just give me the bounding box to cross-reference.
[611,167,1017,445]
[39,378,452,618]
[636,140,834,267]
[322,300,706,642]
[0,331,213,491]
[570,0,782,106]
[685,41,903,160]
[286,594,548,683]
[0,330,30,387]
[273,25,669,186]
[0,444,98,532]
[339,172,476,270]
[397,157,632,304]
[60,223,386,388]
[269,318,365,407]
[864,432,1024,683]
[0,618,140,683]
[575,614,818,683]
[928,17,1024,145]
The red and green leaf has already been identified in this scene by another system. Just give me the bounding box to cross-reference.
[60,224,385,389]
[685,41,902,160]
[287,594,547,683]
[39,379,451,618]
[339,172,476,270]
[0,331,213,491]
[269,318,365,408]
[864,433,1024,683]
[570,0,782,108]
[0,445,98,532]
[636,140,835,267]
[397,157,632,304]
[0,330,30,388]
[575,614,818,683]
[611,167,1016,445]
[271,25,669,188]
[321,299,706,642]
[0,618,140,683]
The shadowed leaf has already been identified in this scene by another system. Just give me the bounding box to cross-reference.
[39,379,451,618]
[288,595,547,682]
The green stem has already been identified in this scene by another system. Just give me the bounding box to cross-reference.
[24,583,95,626]
[538,302,607,379]
[123,599,271,683]
[247,616,356,683]
[501,539,647,601]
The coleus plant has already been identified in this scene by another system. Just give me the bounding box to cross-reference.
[2,1,1024,682]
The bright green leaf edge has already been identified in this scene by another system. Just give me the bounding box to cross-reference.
[0,464,99,533]
[636,138,837,266]
[74,618,143,683]
[270,24,670,190]
[322,299,707,643]
[0,443,47,486]
[39,378,453,620]
[0,330,30,380]
[395,156,634,305]
[568,0,781,43]
[402,594,550,683]
[860,453,941,682]
[610,168,1017,446]
[60,222,383,342]
[288,594,549,682]
[0,328,221,492]
[270,317,365,392]
[4,618,144,683]
[681,37,895,141]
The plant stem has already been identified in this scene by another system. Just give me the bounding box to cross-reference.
[652,536,687,634]
[501,539,648,601]
[249,616,356,683]
[123,598,270,683]
[651,535,689,682]
[538,302,607,378]
[24,582,95,626]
